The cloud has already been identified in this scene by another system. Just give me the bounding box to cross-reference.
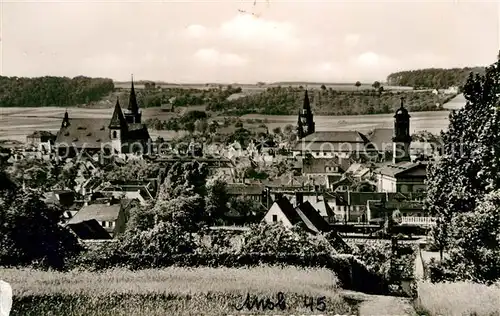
[356,52,380,67]
[194,48,248,67]
[217,14,299,50]
[185,24,207,38]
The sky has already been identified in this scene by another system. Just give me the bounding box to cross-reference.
[0,0,498,83]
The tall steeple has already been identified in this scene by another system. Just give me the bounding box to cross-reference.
[109,97,127,130]
[392,97,412,164]
[298,89,315,137]
[125,74,142,124]
[128,74,138,114]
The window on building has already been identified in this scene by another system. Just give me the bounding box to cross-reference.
[272,214,278,222]
[101,221,107,228]
[113,131,117,139]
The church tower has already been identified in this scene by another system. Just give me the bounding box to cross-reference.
[297,110,305,139]
[109,97,128,154]
[61,110,70,128]
[392,97,412,164]
[125,75,142,124]
[297,90,315,139]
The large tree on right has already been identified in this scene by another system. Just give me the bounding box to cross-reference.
[425,55,500,283]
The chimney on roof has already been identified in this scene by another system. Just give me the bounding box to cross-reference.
[295,191,303,207]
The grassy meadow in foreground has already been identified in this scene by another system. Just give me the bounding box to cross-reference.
[417,281,500,316]
[3,266,355,316]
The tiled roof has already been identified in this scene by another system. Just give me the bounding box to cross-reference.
[293,141,373,152]
[55,114,150,150]
[309,198,336,218]
[226,183,264,195]
[366,128,393,152]
[68,200,130,224]
[56,118,111,149]
[376,161,429,177]
[66,219,112,240]
[303,157,351,174]
[297,201,331,233]
[27,131,56,138]
[367,200,424,212]
[334,192,408,206]
[301,131,370,143]
[274,197,302,225]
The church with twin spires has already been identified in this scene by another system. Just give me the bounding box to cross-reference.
[294,90,412,164]
[55,77,151,156]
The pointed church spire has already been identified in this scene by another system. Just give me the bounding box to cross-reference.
[303,89,311,112]
[299,90,315,136]
[110,97,127,129]
[128,74,139,114]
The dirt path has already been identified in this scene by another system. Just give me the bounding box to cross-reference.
[342,291,417,316]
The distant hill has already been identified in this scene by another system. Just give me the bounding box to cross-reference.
[0,76,114,107]
[207,87,454,116]
[387,67,486,89]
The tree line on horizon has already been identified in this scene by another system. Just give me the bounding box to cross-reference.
[386,67,486,89]
[0,67,478,111]
[0,76,114,107]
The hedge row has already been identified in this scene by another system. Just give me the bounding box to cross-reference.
[69,251,389,294]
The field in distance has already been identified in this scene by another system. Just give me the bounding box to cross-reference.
[5,266,356,316]
[114,81,415,92]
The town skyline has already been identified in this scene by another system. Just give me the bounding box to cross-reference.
[1,0,498,83]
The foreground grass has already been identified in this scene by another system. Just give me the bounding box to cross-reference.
[417,281,500,316]
[3,266,355,316]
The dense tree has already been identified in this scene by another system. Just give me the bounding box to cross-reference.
[103,159,161,183]
[240,223,335,254]
[355,81,361,90]
[372,81,381,90]
[0,190,82,269]
[206,87,452,116]
[205,178,230,225]
[387,67,485,89]
[120,221,196,256]
[425,56,500,267]
[153,194,206,231]
[158,161,209,200]
[228,197,267,223]
[0,76,113,107]
[444,191,500,283]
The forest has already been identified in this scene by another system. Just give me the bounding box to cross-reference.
[386,67,486,89]
[207,87,453,116]
[0,76,114,107]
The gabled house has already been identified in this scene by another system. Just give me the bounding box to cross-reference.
[66,220,112,240]
[326,191,409,223]
[366,200,436,227]
[375,161,428,193]
[67,198,136,238]
[97,181,155,205]
[262,197,331,234]
[329,175,354,192]
[26,131,56,152]
[226,182,265,203]
[302,156,351,181]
